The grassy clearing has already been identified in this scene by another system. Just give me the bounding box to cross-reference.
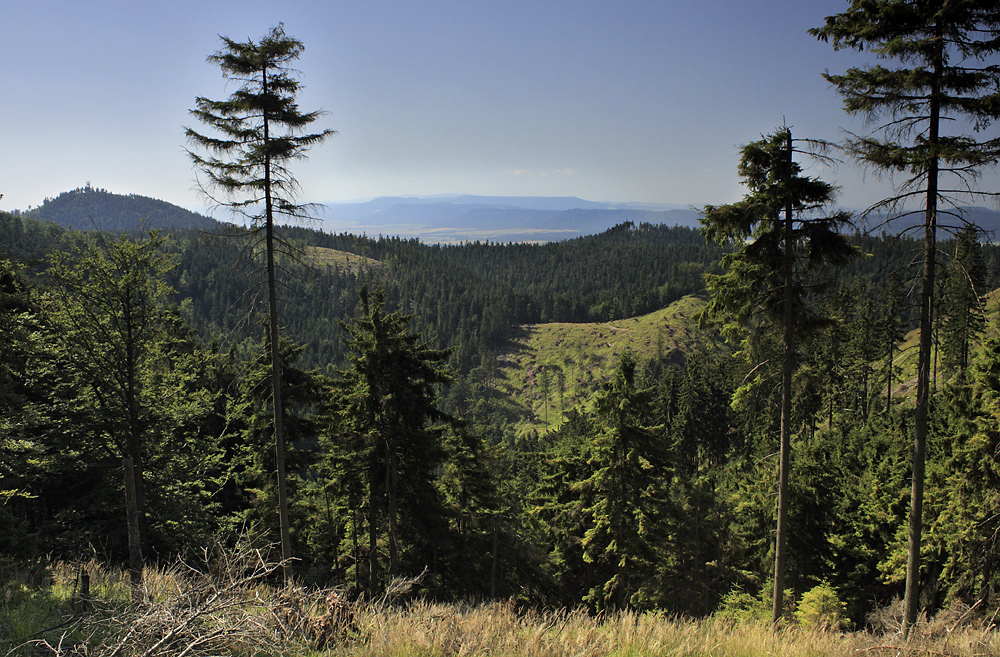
[496,295,710,435]
[888,289,1000,401]
[306,245,382,273]
[332,600,1000,657]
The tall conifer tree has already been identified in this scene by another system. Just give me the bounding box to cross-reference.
[812,2,1000,630]
[940,224,986,374]
[700,128,856,624]
[580,351,665,611]
[186,24,335,582]
[325,287,454,596]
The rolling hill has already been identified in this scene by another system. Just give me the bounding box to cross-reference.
[29,185,218,232]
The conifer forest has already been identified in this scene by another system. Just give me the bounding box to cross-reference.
[3,3,1000,648]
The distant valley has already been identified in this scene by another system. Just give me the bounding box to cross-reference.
[316,195,704,243]
[22,186,1000,243]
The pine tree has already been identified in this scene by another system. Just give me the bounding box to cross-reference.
[700,128,857,624]
[812,2,1000,630]
[186,24,335,582]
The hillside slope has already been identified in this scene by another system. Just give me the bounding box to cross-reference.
[496,295,709,434]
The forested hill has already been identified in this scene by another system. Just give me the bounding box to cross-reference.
[27,185,218,232]
[9,206,1000,619]
[7,209,1000,378]
[0,211,721,373]
[174,220,724,373]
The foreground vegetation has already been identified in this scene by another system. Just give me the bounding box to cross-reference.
[5,545,1000,657]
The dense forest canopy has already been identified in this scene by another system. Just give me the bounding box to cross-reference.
[5,194,1000,623]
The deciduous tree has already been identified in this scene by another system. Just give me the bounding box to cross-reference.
[45,232,175,593]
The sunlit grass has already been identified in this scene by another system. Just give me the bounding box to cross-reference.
[331,600,1000,657]
[306,245,382,273]
[497,295,708,435]
[5,559,999,656]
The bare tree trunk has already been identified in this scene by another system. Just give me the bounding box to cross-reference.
[261,66,293,585]
[772,129,794,627]
[124,456,143,602]
[267,217,293,585]
[903,29,942,635]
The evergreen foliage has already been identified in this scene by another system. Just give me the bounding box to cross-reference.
[186,23,336,582]
[319,287,459,596]
[939,224,987,374]
[700,128,857,623]
[5,199,1000,623]
[813,0,1000,631]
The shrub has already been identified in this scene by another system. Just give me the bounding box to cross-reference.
[795,582,849,630]
[716,587,769,624]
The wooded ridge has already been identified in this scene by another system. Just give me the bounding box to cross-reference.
[5,197,1000,621]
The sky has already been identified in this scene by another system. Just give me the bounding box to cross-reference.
[3,0,998,216]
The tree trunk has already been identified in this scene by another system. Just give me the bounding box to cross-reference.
[903,32,942,634]
[124,317,150,558]
[772,129,795,627]
[261,65,294,585]
[388,444,399,578]
[267,217,293,584]
[491,515,499,598]
[886,343,893,413]
[123,456,143,602]
[368,457,379,598]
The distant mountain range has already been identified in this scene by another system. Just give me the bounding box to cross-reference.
[317,195,703,242]
[316,195,1000,242]
[22,187,1000,243]
[865,206,1000,238]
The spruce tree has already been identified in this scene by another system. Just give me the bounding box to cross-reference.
[939,224,986,374]
[324,286,454,596]
[812,2,1000,630]
[700,128,856,624]
[186,24,335,582]
[580,352,665,611]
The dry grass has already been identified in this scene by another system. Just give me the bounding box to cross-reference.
[4,538,355,656]
[335,600,1000,657]
[8,555,1000,656]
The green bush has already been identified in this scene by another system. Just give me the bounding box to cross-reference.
[716,587,769,624]
[795,583,850,630]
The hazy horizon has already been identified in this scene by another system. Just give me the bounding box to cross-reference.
[5,0,998,217]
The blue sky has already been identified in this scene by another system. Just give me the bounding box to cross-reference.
[3,0,997,215]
